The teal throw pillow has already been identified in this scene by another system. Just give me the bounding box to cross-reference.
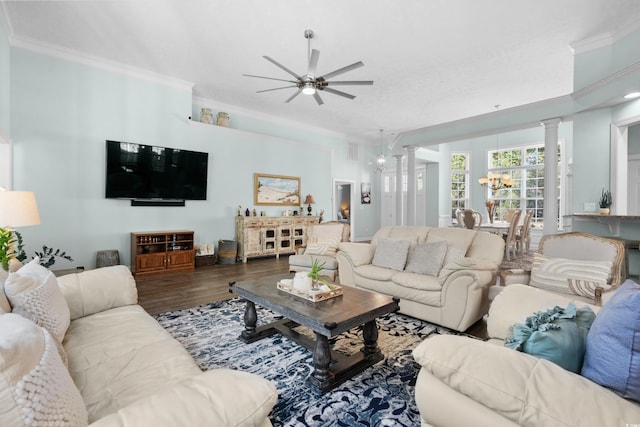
[581,279,640,402]
[505,303,596,373]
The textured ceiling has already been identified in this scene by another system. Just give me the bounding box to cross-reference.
[4,0,640,144]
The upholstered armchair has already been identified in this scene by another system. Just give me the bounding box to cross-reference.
[288,221,350,281]
[495,231,625,305]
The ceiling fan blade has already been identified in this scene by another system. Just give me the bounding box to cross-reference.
[285,89,302,103]
[263,56,302,80]
[308,49,320,76]
[322,87,356,100]
[243,74,297,84]
[313,91,324,105]
[320,61,364,80]
[325,80,374,86]
[256,85,298,93]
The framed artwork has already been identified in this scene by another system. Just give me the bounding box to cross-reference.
[254,173,301,206]
[361,182,371,204]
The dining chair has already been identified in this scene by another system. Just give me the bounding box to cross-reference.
[503,209,516,223]
[515,210,534,255]
[461,209,482,230]
[503,210,522,261]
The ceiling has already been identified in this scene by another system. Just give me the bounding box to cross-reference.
[3,0,640,145]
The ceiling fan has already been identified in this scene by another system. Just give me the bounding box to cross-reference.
[243,29,373,105]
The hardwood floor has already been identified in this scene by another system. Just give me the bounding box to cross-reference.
[136,257,290,315]
[136,255,489,338]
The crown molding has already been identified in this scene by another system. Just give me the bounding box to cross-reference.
[10,34,194,92]
[572,60,640,101]
[571,17,640,55]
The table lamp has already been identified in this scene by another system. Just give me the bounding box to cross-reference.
[304,194,315,216]
[0,190,41,270]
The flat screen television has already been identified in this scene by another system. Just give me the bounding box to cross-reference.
[105,140,208,200]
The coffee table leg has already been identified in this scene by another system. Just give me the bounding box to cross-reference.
[241,300,257,341]
[312,333,332,383]
[362,320,379,355]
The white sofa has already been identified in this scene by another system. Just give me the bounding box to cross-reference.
[0,262,277,427]
[336,226,505,332]
[412,284,640,427]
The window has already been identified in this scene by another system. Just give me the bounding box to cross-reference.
[450,153,469,222]
[488,144,561,228]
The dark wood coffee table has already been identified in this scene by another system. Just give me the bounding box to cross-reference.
[229,274,399,394]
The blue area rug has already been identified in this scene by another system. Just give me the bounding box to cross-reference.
[154,298,454,426]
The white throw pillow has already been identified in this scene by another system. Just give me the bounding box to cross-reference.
[305,240,338,256]
[405,241,448,276]
[0,269,10,314]
[0,313,87,426]
[4,258,71,343]
[372,238,411,271]
[529,253,612,300]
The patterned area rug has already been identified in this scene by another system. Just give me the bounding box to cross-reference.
[154,298,455,426]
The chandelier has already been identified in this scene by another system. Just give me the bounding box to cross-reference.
[478,105,514,190]
[376,129,385,172]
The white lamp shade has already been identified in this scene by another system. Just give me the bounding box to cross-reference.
[0,191,41,227]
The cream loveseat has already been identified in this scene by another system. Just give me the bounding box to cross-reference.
[412,283,640,427]
[0,260,277,427]
[336,226,505,332]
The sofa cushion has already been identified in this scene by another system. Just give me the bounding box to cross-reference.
[372,226,429,246]
[371,238,410,271]
[90,369,277,427]
[582,279,640,402]
[443,246,466,268]
[392,271,442,292]
[305,240,338,256]
[504,303,596,373]
[4,258,71,343]
[307,223,345,243]
[529,253,612,300]
[288,254,338,270]
[413,334,640,427]
[64,304,202,422]
[405,241,448,275]
[426,228,475,256]
[0,313,88,427]
[354,264,398,282]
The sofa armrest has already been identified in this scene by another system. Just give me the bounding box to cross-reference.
[89,369,277,427]
[337,242,374,267]
[57,266,138,320]
[413,334,640,427]
[487,284,600,341]
[439,258,498,285]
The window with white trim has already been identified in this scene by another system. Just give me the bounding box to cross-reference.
[488,144,561,228]
[450,152,469,222]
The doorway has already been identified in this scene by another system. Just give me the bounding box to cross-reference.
[333,179,355,241]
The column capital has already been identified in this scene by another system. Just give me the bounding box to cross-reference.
[541,118,561,128]
[403,145,418,153]
[393,154,404,160]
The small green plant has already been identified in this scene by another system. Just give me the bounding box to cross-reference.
[13,231,73,269]
[307,258,335,290]
[0,227,15,271]
[599,188,612,209]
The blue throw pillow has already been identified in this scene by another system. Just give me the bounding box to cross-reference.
[581,279,640,402]
[505,303,596,373]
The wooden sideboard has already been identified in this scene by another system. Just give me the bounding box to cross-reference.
[130,230,195,276]
[235,216,320,263]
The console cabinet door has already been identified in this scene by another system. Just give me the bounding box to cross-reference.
[136,253,167,273]
[168,250,195,269]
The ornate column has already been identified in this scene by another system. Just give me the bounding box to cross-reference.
[542,118,561,235]
[394,154,404,225]
[405,146,418,225]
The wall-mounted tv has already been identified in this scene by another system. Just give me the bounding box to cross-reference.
[105,140,208,200]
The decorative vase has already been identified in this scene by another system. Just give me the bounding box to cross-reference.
[200,108,214,124]
[216,112,229,127]
[599,208,610,215]
[486,200,496,224]
[293,272,312,293]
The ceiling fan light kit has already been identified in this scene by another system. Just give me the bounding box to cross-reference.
[243,29,373,105]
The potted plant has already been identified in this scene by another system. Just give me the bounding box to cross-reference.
[307,258,335,291]
[599,188,612,215]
